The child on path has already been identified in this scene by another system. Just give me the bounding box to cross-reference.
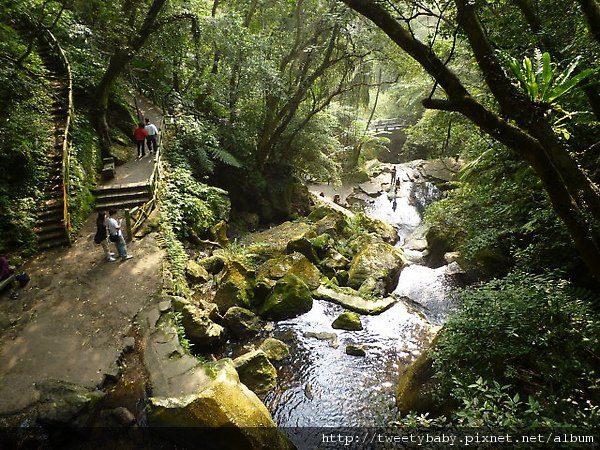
[133,123,148,159]
[107,209,133,261]
[94,212,117,262]
[144,118,159,153]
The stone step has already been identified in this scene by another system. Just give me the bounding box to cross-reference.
[95,197,150,211]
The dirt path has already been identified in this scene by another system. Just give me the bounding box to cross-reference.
[0,97,165,418]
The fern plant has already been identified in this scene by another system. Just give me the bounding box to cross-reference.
[503,49,597,106]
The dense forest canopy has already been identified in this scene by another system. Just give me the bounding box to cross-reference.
[0,0,599,429]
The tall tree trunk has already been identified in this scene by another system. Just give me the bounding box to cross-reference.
[94,0,168,156]
[577,0,600,44]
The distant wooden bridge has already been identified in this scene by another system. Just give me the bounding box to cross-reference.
[368,118,407,133]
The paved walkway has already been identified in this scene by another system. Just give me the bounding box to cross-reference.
[0,97,165,418]
[101,96,163,188]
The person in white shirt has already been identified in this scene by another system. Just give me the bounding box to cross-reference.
[144,118,159,153]
[107,208,133,261]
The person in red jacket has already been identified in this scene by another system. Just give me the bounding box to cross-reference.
[133,122,148,158]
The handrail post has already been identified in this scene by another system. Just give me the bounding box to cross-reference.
[124,209,132,242]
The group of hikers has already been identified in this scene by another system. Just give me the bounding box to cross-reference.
[92,117,159,262]
[94,209,133,262]
[133,118,159,159]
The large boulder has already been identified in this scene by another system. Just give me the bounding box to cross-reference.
[223,306,261,340]
[233,350,278,394]
[259,338,290,362]
[186,260,210,285]
[147,360,294,450]
[209,220,229,247]
[320,249,351,276]
[257,252,321,290]
[180,303,226,350]
[332,312,363,331]
[308,203,354,222]
[315,285,397,315]
[355,213,398,244]
[311,213,351,239]
[396,349,437,414]
[213,259,255,313]
[199,254,226,275]
[347,242,406,294]
[240,221,316,259]
[286,237,320,265]
[258,274,313,320]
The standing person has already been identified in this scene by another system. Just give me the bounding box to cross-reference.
[144,118,159,153]
[94,212,116,262]
[390,166,397,185]
[133,122,148,159]
[107,209,133,261]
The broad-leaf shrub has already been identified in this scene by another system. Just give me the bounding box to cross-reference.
[161,167,230,239]
[433,271,600,427]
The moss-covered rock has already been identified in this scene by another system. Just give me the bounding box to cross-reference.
[223,306,261,340]
[314,285,397,315]
[345,344,366,357]
[240,221,316,259]
[180,304,226,350]
[332,312,363,331]
[258,274,313,320]
[286,237,320,265]
[355,213,398,244]
[308,204,354,222]
[210,220,229,247]
[259,338,290,362]
[186,260,210,285]
[312,213,351,239]
[147,360,294,450]
[213,259,255,313]
[257,252,321,290]
[320,249,351,275]
[396,349,437,414]
[347,242,406,294]
[199,254,226,275]
[309,233,331,258]
[233,350,278,394]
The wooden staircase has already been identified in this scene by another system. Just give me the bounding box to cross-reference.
[34,29,73,249]
[92,182,152,211]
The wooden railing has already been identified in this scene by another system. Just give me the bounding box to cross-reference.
[43,27,73,240]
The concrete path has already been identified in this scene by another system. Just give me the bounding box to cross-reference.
[0,96,165,417]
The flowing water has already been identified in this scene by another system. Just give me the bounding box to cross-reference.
[265,164,458,443]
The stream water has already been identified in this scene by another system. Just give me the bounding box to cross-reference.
[264,164,458,442]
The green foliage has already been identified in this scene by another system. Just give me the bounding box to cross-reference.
[425,147,581,276]
[68,115,102,232]
[0,22,53,253]
[433,271,600,427]
[503,51,597,106]
[169,311,193,353]
[161,165,230,240]
[164,115,241,177]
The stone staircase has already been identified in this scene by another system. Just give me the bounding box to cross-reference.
[33,29,73,250]
[92,182,152,211]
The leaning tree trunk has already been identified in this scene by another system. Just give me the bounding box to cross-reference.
[94,0,168,156]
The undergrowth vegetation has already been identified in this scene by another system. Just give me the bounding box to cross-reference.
[432,271,600,428]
